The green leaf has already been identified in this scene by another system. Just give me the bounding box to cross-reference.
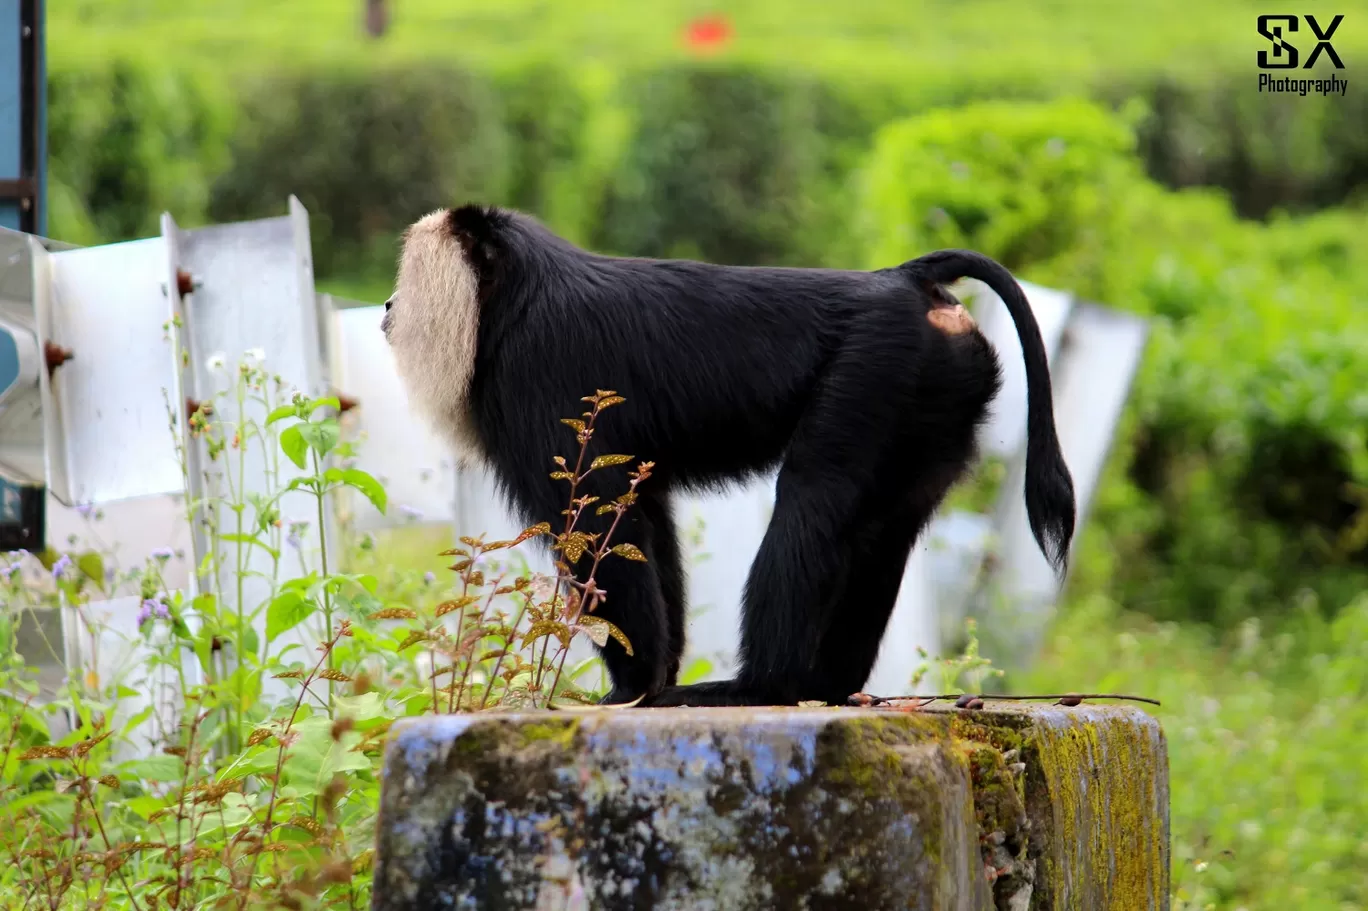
[122,795,170,821]
[311,396,341,414]
[279,424,308,469]
[285,476,321,495]
[194,632,215,677]
[193,591,220,621]
[281,574,318,593]
[299,420,340,457]
[679,657,714,685]
[117,755,185,782]
[266,590,314,642]
[219,533,281,561]
[76,552,106,592]
[265,404,298,426]
[239,623,260,658]
[333,691,387,724]
[342,468,387,514]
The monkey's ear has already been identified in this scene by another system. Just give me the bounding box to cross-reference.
[446,205,505,289]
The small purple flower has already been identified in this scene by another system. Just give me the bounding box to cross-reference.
[51,554,73,581]
[104,566,116,583]
[287,532,302,550]
[151,547,174,562]
[399,505,423,522]
[137,599,170,626]
[423,571,436,585]
[76,503,95,519]
[0,562,18,582]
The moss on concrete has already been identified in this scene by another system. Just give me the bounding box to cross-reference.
[923,702,1170,911]
[371,703,1168,911]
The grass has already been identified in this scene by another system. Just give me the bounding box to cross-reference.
[1019,593,1368,911]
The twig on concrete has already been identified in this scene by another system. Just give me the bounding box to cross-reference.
[849,692,1162,708]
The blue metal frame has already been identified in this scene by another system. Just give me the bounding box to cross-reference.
[0,0,45,550]
[1,0,44,236]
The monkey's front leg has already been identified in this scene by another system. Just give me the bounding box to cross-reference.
[578,514,674,705]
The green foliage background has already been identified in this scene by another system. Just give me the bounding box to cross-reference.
[20,1,1368,908]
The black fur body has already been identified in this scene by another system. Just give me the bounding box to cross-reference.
[384,206,1076,707]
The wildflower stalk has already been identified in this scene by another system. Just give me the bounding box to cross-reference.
[75,753,144,911]
[310,447,337,714]
[233,370,250,743]
[240,622,350,904]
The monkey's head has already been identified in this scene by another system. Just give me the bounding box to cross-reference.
[383,206,501,460]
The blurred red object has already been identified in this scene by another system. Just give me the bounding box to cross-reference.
[684,14,733,52]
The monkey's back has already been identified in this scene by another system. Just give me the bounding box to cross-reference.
[472,245,925,490]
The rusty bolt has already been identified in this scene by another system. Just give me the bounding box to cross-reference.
[186,398,213,422]
[176,270,195,297]
[43,341,74,376]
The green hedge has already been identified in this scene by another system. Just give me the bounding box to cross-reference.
[48,59,1368,281]
[48,62,234,245]
[856,98,1368,626]
[1123,75,1368,219]
[206,65,510,279]
[592,64,871,267]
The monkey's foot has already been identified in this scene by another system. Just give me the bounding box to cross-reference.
[597,688,649,706]
[637,679,800,707]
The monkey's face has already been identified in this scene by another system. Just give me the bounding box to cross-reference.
[381,296,395,340]
[382,208,485,459]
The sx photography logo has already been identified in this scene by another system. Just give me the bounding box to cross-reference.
[1257,13,1348,96]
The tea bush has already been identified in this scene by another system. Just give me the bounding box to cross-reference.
[206,65,510,280]
[593,63,861,267]
[46,1,1368,254]
[856,98,1368,626]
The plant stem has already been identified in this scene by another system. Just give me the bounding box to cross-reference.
[312,449,336,716]
[79,758,144,911]
[454,573,504,712]
[243,624,348,903]
[233,372,250,744]
[539,408,598,688]
[480,594,531,711]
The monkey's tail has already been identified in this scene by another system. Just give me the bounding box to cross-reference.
[902,249,1077,577]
